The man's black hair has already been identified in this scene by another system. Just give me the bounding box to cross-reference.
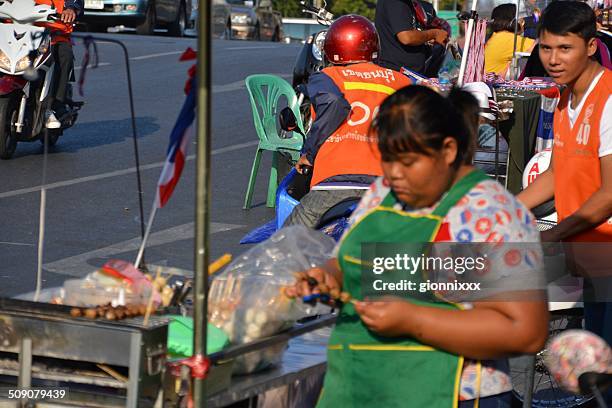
[538,1,597,41]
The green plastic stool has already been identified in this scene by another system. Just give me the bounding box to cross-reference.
[243,74,306,209]
[167,315,229,357]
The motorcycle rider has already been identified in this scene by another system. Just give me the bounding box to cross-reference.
[36,0,83,129]
[284,15,412,228]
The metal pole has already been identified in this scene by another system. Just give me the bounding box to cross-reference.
[18,337,32,408]
[511,0,521,80]
[458,0,478,87]
[34,127,50,302]
[522,355,535,408]
[193,0,212,405]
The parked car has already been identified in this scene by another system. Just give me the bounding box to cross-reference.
[81,0,192,36]
[281,17,323,43]
[185,0,232,38]
[228,0,282,41]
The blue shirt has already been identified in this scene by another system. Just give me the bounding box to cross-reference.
[302,71,350,163]
[65,0,83,16]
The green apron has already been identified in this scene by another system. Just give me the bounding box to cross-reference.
[317,170,489,408]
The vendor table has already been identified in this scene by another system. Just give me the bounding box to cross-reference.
[206,327,330,407]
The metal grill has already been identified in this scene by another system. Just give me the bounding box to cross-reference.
[536,219,556,232]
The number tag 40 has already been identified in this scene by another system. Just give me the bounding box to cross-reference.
[575,123,591,146]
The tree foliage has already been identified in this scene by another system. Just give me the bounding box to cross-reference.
[273,0,465,19]
[330,0,377,20]
[272,0,304,18]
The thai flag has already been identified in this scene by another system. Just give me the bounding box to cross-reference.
[535,87,560,153]
[156,87,196,208]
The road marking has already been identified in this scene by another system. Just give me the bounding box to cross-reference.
[73,51,184,70]
[43,221,243,277]
[0,140,259,199]
[74,62,111,70]
[130,51,184,60]
[213,73,291,93]
[226,46,283,50]
[0,241,35,247]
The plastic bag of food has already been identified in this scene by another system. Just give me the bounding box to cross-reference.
[61,259,160,307]
[208,226,335,373]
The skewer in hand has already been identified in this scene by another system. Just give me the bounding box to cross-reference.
[293,274,356,305]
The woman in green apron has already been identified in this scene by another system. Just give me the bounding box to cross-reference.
[288,86,549,408]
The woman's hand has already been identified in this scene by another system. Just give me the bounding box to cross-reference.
[284,262,342,300]
[354,298,413,337]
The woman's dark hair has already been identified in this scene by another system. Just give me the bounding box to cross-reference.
[491,3,516,33]
[538,1,597,41]
[371,86,478,168]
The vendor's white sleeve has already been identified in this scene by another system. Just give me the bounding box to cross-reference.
[600,96,612,157]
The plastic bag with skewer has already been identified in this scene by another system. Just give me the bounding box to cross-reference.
[208,226,335,373]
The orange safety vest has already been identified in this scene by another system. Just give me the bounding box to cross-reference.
[310,62,411,187]
[552,68,612,242]
[35,0,73,43]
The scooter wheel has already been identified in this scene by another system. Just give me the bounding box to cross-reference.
[0,97,18,160]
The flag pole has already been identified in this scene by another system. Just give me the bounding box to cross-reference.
[134,201,158,269]
[458,0,478,87]
[193,0,212,404]
[511,0,521,80]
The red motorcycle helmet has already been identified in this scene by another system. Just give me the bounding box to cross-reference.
[323,15,380,64]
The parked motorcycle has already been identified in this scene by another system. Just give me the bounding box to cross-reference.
[287,1,334,136]
[291,1,333,90]
[0,0,83,160]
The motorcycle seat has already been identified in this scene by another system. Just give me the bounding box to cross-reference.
[315,197,360,229]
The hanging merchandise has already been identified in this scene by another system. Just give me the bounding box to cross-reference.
[463,18,488,84]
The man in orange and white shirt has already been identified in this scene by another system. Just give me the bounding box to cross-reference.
[518,1,612,357]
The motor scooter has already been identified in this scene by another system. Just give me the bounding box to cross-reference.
[0,0,83,159]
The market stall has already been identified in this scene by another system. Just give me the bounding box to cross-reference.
[0,1,339,407]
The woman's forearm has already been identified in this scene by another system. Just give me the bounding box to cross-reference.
[400,299,549,360]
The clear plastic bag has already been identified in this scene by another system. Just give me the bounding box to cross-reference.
[208,226,335,374]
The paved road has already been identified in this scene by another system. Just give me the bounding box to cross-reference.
[0,33,302,297]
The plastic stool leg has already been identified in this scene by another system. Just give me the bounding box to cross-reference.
[243,148,263,210]
[266,151,279,208]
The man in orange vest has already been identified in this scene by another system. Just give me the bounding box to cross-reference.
[36,0,83,128]
[518,1,612,355]
[284,15,411,228]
